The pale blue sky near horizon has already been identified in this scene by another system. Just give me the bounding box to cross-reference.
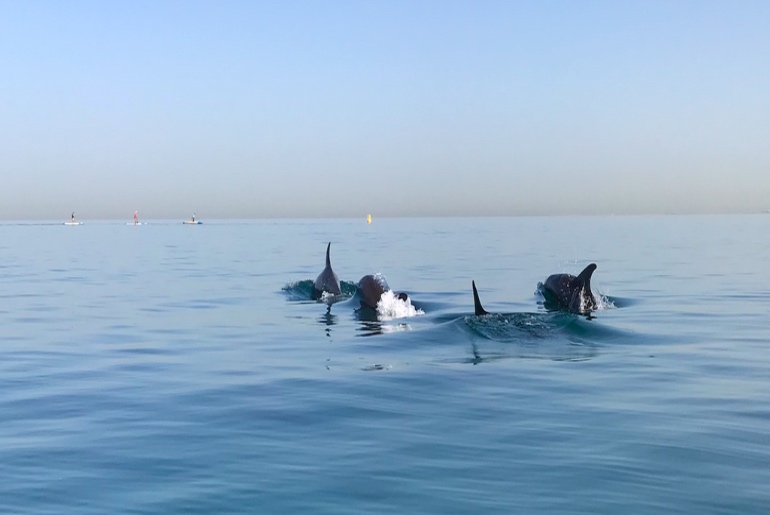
[1,0,768,220]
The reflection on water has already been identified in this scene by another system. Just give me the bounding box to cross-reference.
[463,340,598,363]
[318,306,337,339]
[355,317,415,338]
[356,319,383,337]
[361,363,391,371]
[318,306,337,326]
[355,306,379,323]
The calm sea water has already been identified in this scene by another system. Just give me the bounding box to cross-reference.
[1,215,769,513]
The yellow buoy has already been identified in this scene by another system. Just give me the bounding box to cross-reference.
[367,214,372,224]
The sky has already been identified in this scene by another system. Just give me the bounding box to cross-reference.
[1,0,769,219]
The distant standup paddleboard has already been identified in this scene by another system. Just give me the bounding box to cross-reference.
[183,213,202,224]
[128,211,145,225]
[65,212,82,225]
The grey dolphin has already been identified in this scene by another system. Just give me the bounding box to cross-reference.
[472,280,490,316]
[312,242,342,299]
[357,274,408,310]
[541,263,598,314]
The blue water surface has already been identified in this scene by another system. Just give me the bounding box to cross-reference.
[1,215,769,513]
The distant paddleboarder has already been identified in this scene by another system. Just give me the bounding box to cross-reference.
[134,211,138,225]
[71,212,75,222]
[183,213,201,225]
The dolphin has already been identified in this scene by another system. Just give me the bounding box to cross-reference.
[540,263,598,314]
[472,280,491,316]
[312,242,342,299]
[357,274,408,310]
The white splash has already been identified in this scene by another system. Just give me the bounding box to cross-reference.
[319,291,337,303]
[594,291,615,310]
[376,290,424,320]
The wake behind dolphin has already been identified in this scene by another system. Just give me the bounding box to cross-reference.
[312,242,342,300]
[466,280,583,345]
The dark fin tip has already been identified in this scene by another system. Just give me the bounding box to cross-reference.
[573,264,597,308]
[325,242,332,267]
[472,280,489,316]
[576,263,597,284]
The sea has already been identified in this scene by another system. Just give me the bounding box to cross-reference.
[1,215,769,514]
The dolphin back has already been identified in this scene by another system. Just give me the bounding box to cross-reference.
[569,263,598,313]
[312,242,342,298]
[542,263,598,314]
[472,281,489,316]
[357,274,388,309]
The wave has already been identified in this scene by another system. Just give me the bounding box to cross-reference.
[458,312,596,362]
[461,311,576,343]
[444,307,637,362]
[281,279,357,302]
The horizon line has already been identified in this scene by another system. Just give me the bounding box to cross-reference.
[1,211,768,223]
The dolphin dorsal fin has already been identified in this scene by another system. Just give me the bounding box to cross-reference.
[472,281,489,316]
[325,242,332,268]
[573,263,597,291]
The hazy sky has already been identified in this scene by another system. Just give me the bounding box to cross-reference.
[1,0,769,219]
